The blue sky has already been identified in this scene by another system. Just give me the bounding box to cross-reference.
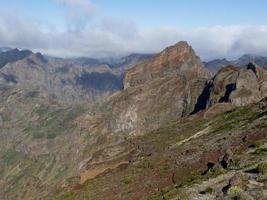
[0,0,267,59]
[95,0,267,28]
[2,0,267,29]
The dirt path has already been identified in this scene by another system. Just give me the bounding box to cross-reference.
[174,126,211,147]
[80,161,129,184]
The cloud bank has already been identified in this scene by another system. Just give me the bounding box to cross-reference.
[0,0,267,60]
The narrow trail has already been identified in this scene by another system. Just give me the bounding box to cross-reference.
[175,126,211,147]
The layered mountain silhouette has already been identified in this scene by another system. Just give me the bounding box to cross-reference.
[0,42,267,200]
[0,49,152,104]
[205,54,267,74]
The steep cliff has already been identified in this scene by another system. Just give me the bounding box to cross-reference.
[106,41,211,135]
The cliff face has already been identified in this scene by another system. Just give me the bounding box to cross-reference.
[107,41,211,135]
[212,63,267,106]
[1,42,267,200]
[193,63,267,113]
[124,41,210,88]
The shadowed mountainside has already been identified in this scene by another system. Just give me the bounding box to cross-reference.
[0,49,152,104]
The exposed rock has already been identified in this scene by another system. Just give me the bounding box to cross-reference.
[106,41,211,135]
[124,41,210,89]
[220,149,234,169]
[111,53,154,75]
[2,42,267,200]
[0,48,32,69]
[0,49,152,104]
[222,173,247,194]
[230,66,261,106]
[229,173,246,188]
[196,63,267,112]
[247,180,264,189]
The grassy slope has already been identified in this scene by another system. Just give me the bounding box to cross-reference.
[53,99,267,200]
[0,87,90,200]
[1,86,267,200]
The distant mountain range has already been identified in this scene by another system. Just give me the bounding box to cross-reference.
[1,42,267,200]
[0,48,153,104]
[204,54,267,74]
[0,48,32,69]
[0,47,12,52]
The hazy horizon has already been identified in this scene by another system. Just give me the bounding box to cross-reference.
[1,0,267,60]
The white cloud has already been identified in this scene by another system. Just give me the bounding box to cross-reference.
[57,0,95,31]
[0,5,267,60]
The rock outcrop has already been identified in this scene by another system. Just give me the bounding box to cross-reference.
[194,63,267,113]
[106,41,211,135]
[212,63,267,106]
[124,41,210,89]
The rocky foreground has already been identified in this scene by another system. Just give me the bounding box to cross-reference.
[0,42,267,200]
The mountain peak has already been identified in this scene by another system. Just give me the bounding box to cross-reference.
[173,40,190,47]
[161,41,192,58]
[123,41,210,89]
[0,48,33,69]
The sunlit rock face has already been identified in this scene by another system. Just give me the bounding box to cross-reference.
[108,41,211,135]
[196,63,267,110]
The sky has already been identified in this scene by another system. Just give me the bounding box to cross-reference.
[0,0,267,60]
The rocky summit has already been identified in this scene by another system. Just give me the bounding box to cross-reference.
[193,63,267,114]
[0,41,267,200]
[106,41,211,136]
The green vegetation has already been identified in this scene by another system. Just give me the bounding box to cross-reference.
[254,140,265,148]
[122,175,135,185]
[139,118,207,151]
[54,166,68,180]
[258,163,267,174]
[2,151,22,165]
[203,187,213,194]
[2,95,267,200]
[252,148,267,155]
[212,106,261,133]
[25,104,86,139]
[228,186,242,197]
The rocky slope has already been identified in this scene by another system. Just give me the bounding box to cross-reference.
[0,48,32,69]
[0,49,151,104]
[54,98,267,200]
[193,63,267,114]
[104,41,211,136]
[0,42,267,200]
[0,52,122,104]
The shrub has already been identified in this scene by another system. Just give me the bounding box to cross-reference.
[258,163,267,174]
[253,148,267,155]
[228,186,242,197]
